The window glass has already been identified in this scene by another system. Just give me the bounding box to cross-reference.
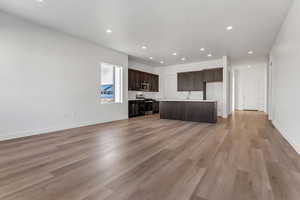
[100,63,123,104]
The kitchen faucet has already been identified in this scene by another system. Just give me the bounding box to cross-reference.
[186,91,191,99]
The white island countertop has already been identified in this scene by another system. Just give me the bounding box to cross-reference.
[157,99,217,102]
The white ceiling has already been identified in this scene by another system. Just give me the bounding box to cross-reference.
[0,0,292,66]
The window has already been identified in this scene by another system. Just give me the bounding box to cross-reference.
[100,63,123,104]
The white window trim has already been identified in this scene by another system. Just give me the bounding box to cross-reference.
[99,63,123,104]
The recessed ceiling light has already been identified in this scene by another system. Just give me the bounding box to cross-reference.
[106,29,112,34]
[172,52,177,56]
[248,50,254,55]
[181,57,186,61]
[226,26,233,30]
[207,54,212,57]
[141,46,147,50]
[149,57,153,60]
[36,0,44,2]
[200,48,205,52]
[248,65,252,68]
[160,61,164,64]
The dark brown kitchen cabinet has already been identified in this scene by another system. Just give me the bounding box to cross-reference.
[193,71,204,91]
[177,68,222,91]
[129,70,140,91]
[151,74,159,92]
[177,71,203,91]
[143,73,153,92]
[160,101,217,123]
[153,75,159,92]
[136,71,143,90]
[149,74,155,92]
[153,101,159,114]
[214,68,223,82]
[203,69,214,82]
[128,70,134,90]
[128,70,138,90]
[177,73,186,91]
[186,72,194,90]
[178,72,195,91]
[128,69,159,92]
[128,100,145,117]
[203,68,223,82]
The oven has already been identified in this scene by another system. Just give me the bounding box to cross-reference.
[144,99,153,115]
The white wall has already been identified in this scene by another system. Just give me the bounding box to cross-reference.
[128,60,159,100]
[0,12,128,140]
[154,59,226,116]
[128,60,156,74]
[231,57,268,112]
[222,56,231,118]
[269,0,300,153]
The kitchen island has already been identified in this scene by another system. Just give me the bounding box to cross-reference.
[159,99,217,123]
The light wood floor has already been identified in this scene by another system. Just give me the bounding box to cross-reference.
[1,111,300,200]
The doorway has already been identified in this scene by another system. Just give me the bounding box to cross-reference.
[234,66,266,112]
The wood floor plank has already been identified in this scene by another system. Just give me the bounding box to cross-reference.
[0,111,300,200]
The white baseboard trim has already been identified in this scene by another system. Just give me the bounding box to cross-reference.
[0,116,128,141]
[272,120,300,155]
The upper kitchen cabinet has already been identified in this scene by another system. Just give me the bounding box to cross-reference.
[203,68,223,82]
[177,68,223,91]
[193,71,204,91]
[214,68,223,82]
[177,73,186,91]
[128,69,159,92]
[128,69,136,90]
[152,75,159,92]
[129,69,139,91]
[177,72,194,91]
[178,71,203,91]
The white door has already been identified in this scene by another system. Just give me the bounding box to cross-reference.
[242,70,259,110]
[238,67,265,111]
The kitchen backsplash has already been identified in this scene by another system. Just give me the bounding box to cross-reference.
[174,91,204,100]
[128,91,159,100]
[128,90,205,100]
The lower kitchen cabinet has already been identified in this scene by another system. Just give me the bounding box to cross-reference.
[153,101,159,114]
[129,100,159,118]
[129,101,145,117]
[160,101,217,123]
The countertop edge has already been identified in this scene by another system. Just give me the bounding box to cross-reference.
[158,99,217,102]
